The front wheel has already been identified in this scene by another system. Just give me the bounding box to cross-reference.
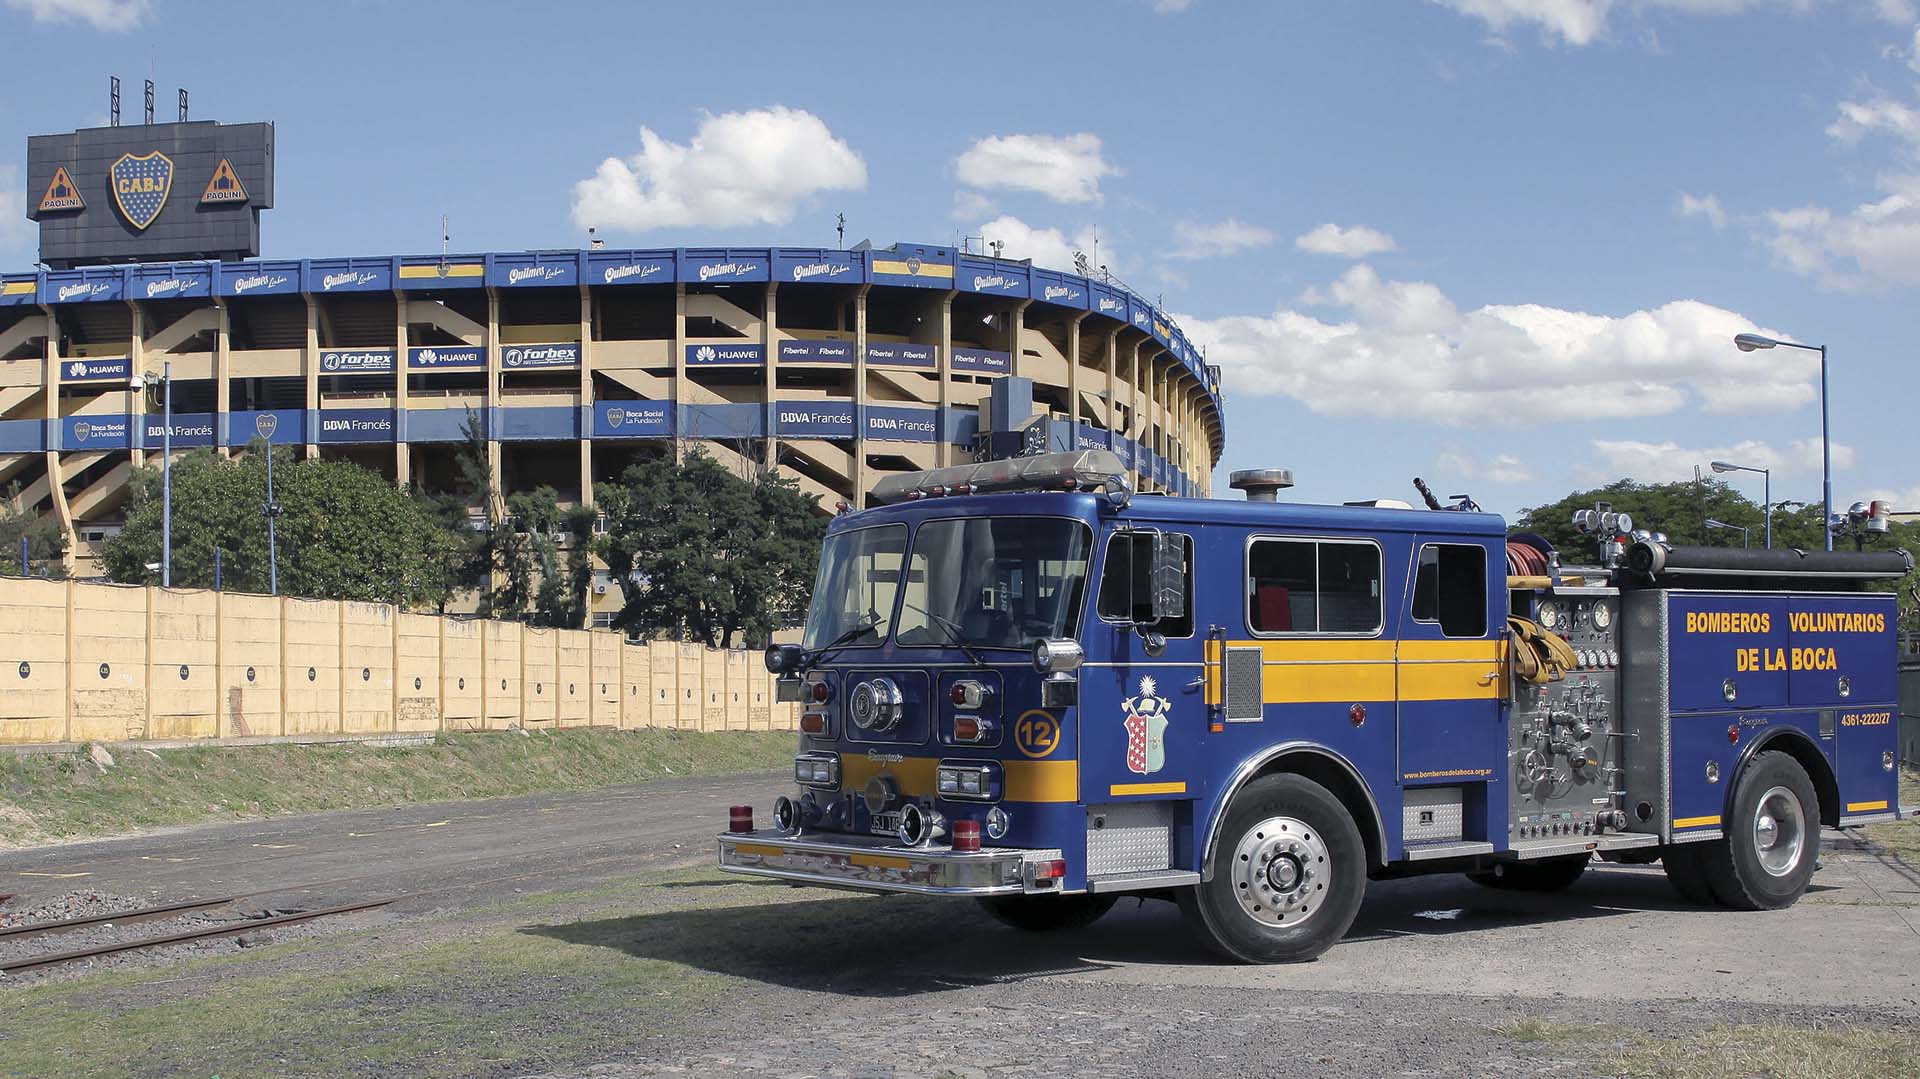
[1179,773,1367,963]
[977,893,1117,932]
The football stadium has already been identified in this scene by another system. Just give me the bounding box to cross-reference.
[1,111,1227,623]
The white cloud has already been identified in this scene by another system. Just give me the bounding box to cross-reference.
[1436,449,1535,485]
[1175,263,1816,425]
[1582,436,1854,485]
[0,166,31,255]
[1152,0,1197,11]
[1827,94,1920,149]
[1759,174,1920,289]
[951,189,997,222]
[1294,223,1398,258]
[954,133,1118,205]
[1678,191,1728,230]
[570,106,866,233]
[1431,1,1911,48]
[1863,484,1920,512]
[1166,219,1277,259]
[977,215,1107,273]
[2,0,148,30]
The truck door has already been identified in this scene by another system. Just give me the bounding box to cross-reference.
[1395,538,1505,844]
[1080,528,1204,806]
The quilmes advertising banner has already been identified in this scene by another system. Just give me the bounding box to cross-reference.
[61,356,132,382]
[685,254,768,283]
[61,413,132,450]
[593,400,674,438]
[502,342,581,370]
[311,261,392,293]
[141,412,216,449]
[223,264,300,297]
[48,275,124,304]
[319,348,396,375]
[777,339,855,364]
[132,266,212,301]
[316,408,396,444]
[951,348,1011,375]
[588,251,673,287]
[864,342,936,369]
[774,250,860,285]
[686,343,765,366]
[489,256,578,289]
[775,401,855,438]
[407,345,485,371]
[864,405,938,443]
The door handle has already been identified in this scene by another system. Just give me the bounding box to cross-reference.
[1477,671,1499,686]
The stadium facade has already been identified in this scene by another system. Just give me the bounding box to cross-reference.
[0,241,1226,620]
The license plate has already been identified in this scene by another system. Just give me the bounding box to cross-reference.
[869,811,901,837]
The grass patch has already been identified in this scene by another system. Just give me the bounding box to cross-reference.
[1498,1018,1920,1079]
[0,871,740,1079]
[0,727,794,847]
[1861,766,1920,865]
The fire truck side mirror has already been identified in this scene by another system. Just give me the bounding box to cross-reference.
[1149,532,1188,624]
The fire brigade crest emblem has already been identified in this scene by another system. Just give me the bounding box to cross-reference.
[1122,676,1170,775]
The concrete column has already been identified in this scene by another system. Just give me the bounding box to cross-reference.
[484,289,503,513]
[128,301,146,468]
[40,304,75,570]
[671,283,686,462]
[1008,300,1032,379]
[1065,313,1087,437]
[1131,342,1146,490]
[763,282,779,472]
[852,284,870,503]
[578,286,593,506]
[214,300,231,458]
[302,296,320,460]
[1104,330,1118,451]
[937,291,955,467]
[393,289,410,488]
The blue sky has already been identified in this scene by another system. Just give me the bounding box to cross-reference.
[2,0,1916,519]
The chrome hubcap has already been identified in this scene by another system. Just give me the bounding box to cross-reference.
[1752,785,1805,878]
[1231,816,1329,927]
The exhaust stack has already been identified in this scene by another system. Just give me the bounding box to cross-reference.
[1230,468,1294,502]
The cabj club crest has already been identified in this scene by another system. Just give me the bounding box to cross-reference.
[110,151,174,231]
[1122,676,1171,776]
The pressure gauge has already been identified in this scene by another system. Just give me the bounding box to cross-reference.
[1592,602,1613,630]
[1538,602,1561,630]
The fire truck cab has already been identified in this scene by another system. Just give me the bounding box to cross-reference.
[718,450,1912,962]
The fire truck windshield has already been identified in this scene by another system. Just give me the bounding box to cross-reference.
[894,517,1092,650]
[802,524,907,649]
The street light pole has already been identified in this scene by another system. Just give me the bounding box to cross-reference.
[265,444,279,596]
[1709,459,1772,549]
[161,360,172,586]
[1732,333,1831,551]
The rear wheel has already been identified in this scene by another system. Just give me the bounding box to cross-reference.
[1467,854,1590,891]
[1699,751,1820,910]
[977,893,1117,932]
[1179,773,1366,963]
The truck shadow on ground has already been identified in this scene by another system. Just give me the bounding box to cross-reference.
[522,863,1793,996]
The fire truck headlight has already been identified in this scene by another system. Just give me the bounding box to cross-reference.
[764,644,802,674]
[935,761,1000,802]
[1032,638,1085,675]
[794,753,839,788]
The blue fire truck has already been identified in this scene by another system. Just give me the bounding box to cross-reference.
[718,449,1912,962]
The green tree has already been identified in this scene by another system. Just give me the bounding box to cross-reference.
[0,490,67,577]
[597,448,825,647]
[102,446,466,607]
[1515,478,1920,626]
[500,486,597,628]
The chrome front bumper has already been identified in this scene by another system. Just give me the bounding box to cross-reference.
[717,829,1066,896]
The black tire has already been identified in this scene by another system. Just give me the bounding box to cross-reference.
[1699,750,1820,911]
[977,893,1117,932]
[1467,854,1590,891]
[1178,773,1366,963]
[1661,842,1717,905]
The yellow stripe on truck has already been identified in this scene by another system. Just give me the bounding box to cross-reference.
[835,754,1078,803]
[1225,638,1506,704]
[1673,815,1721,828]
[1846,800,1889,813]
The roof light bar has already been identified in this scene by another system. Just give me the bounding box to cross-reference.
[869,449,1130,505]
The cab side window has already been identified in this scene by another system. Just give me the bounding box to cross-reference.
[1247,538,1382,635]
[1096,531,1194,638]
[1411,543,1488,638]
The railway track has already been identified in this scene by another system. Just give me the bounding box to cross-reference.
[0,897,396,975]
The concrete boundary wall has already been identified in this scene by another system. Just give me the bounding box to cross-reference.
[0,577,799,747]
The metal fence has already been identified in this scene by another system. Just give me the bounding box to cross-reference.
[1903,661,1920,768]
